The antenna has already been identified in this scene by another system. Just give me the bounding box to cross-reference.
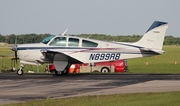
[61,29,68,36]
[112,37,117,42]
[87,31,95,39]
[87,34,92,39]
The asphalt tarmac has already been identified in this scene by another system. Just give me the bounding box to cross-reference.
[0,73,180,105]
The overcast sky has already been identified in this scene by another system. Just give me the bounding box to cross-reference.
[0,0,180,36]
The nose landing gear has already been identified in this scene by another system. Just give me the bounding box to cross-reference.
[16,64,24,75]
[17,68,24,75]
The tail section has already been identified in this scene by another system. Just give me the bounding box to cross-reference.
[134,21,168,50]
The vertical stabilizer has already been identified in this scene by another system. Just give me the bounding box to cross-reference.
[134,21,168,50]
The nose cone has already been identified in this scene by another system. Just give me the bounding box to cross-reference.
[10,45,17,51]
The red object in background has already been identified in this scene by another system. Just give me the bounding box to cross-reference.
[46,60,128,73]
[49,64,56,71]
[93,60,128,72]
[46,64,80,73]
[68,64,80,73]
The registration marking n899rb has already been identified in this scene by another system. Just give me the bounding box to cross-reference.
[89,53,120,60]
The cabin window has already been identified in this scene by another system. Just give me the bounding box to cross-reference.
[68,38,79,47]
[49,37,66,46]
[82,40,98,47]
[41,35,55,44]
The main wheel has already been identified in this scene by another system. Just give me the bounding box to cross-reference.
[101,67,110,73]
[54,70,63,76]
[54,63,71,76]
[17,69,24,75]
[54,69,69,76]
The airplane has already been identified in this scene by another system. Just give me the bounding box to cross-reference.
[11,21,168,76]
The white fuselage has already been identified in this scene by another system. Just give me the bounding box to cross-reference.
[14,21,168,72]
[17,38,154,66]
[17,43,50,65]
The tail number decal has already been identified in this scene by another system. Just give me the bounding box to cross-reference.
[89,53,120,60]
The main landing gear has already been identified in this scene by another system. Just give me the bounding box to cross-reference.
[54,69,68,76]
[54,63,71,76]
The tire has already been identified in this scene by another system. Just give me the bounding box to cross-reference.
[17,69,24,75]
[54,69,68,76]
[54,70,63,76]
[101,67,110,73]
[54,64,70,76]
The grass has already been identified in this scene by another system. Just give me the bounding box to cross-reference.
[2,91,180,106]
[127,45,180,73]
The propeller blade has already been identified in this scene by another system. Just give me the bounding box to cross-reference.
[15,51,17,63]
[14,35,18,63]
[15,35,17,45]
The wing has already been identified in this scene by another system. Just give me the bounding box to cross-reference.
[41,49,87,71]
[40,48,124,64]
[41,49,84,64]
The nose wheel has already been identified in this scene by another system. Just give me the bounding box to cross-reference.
[16,64,24,75]
[17,68,24,75]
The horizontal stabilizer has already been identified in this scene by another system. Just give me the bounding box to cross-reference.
[140,48,165,54]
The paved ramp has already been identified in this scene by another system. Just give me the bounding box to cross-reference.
[72,80,180,97]
[0,73,180,105]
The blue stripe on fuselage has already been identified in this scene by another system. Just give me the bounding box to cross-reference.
[17,47,86,50]
[17,46,142,51]
[17,43,143,50]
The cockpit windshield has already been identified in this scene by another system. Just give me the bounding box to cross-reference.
[41,35,55,44]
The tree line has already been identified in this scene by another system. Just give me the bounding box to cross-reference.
[0,33,179,45]
[0,34,51,44]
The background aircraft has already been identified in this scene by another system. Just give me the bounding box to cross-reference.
[11,21,168,75]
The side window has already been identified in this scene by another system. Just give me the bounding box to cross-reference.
[82,40,98,47]
[68,38,79,47]
[49,37,66,46]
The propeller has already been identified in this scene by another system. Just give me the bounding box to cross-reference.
[14,45,18,64]
[14,35,18,63]
[10,35,18,63]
